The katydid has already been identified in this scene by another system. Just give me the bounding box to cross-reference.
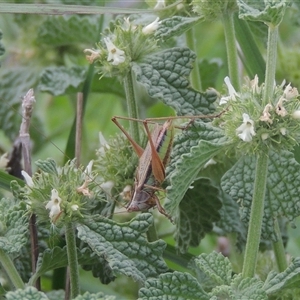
[112,112,225,221]
[112,116,174,220]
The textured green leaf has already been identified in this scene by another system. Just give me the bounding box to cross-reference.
[165,140,221,217]
[237,0,289,26]
[195,252,232,286]
[74,292,116,300]
[38,66,87,96]
[175,179,222,253]
[0,67,40,140]
[37,15,100,46]
[0,198,28,254]
[263,257,300,295]
[210,274,267,300]
[133,47,218,116]
[77,213,168,283]
[155,16,202,42]
[138,271,210,300]
[221,150,300,240]
[35,158,58,175]
[6,287,49,300]
[216,191,246,249]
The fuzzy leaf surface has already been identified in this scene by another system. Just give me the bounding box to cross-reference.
[77,213,168,283]
[175,179,222,253]
[195,252,232,286]
[210,274,267,300]
[165,121,228,217]
[5,287,49,300]
[38,66,87,96]
[155,16,202,42]
[221,150,300,240]
[138,271,210,300]
[74,292,116,300]
[237,0,288,26]
[0,198,28,254]
[263,257,300,295]
[37,15,100,46]
[133,47,218,116]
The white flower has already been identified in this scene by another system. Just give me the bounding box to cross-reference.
[98,132,110,155]
[84,160,93,177]
[261,133,269,140]
[220,76,238,105]
[100,181,115,196]
[142,17,160,35]
[0,153,9,170]
[259,104,273,124]
[250,75,260,94]
[21,170,34,188]
[104,37,125,66]
[283,83,299,100]
[275,97,287,117]
[154,0,165,9]
[280,128,287,135]
[83,48,101,63]
[45,189,62,222]
[292,110,300,119]
[71,204,79,211]
[119,185,132,201]
[236,113,256,142]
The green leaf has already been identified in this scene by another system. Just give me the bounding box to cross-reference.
[195,252,232,286]
[175,179,222,253]
[210,274,267,300]
[77,213,168,283]
[5,286,49,300]
[0,198,28,254]
[237,0,289,26]
[133,47,218,116]
[216,190,246,249]
[29,246,97,286]
[263,257,300,295]
[38,66,87,96]
[155,16,202,42]
[233,16,266,82]
[138,271,210,300]
[221,150,300,240]
[74,292,116,300]
[37,15,100,46]
[165,121,228,217]
[35,158,58,175]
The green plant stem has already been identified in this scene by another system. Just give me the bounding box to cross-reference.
[222,12,240,90]
[272,218,288,272]
[65,222,80,299]
[185,27,202,91]
[0,249,24,289]
[263,25,278,106]
[123,70,140,144]
[242,152,269,278]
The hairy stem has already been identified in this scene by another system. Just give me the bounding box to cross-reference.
[242,153,269,278]
[263,25,278,106]
[222,12,240,90]
[65,222,80,299]
[123,70,140,144]
[272,218,288,272]
[186,27,202,91]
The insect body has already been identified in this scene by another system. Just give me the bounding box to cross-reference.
[112,117,174,220]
